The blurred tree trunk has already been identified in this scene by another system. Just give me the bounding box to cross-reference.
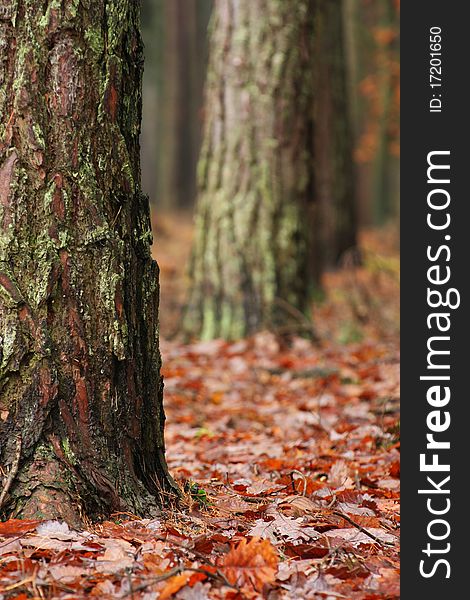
[343,0,361,137]
[157,0,211,209]
[343,0,371,226]
[185,0,316,340]
[314,0,357,268]
[141,0,162,203]
[162,0,197,208]
[0,0,177,525]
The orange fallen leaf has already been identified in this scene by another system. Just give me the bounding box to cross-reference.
[211,391,224,404]
[221,537,278,591]
[160,572,190,599]
[389,460,400,478]
[0,519,40,536]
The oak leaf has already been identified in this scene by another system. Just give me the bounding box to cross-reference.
[221,537,278,591]
[249,515,321,545]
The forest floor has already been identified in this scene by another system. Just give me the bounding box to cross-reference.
[0,213,400,599]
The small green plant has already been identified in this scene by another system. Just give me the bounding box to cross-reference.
[184,481,211,507]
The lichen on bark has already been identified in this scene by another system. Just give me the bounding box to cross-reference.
[0,0,177,524]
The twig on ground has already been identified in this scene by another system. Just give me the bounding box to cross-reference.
[121,565,237,597]
[290,470,308,496]
[332,509,395,546]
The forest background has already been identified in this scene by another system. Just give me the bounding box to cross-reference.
[141,0,400,341]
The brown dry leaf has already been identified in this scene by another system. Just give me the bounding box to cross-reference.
[214,495,260,514]
[143,552,171,573]
[299,572,347,598]
[279,495,319,516]
[21,535,72,552]
[95,543,134,573]
[328,460,354,489]
[0,538,22,555]
[36,520,76,540]
[89,580,118,596]
[323,527,397,546]
[249,515,321,545]
[378,478,400,490]
[277,559,316,581]
[160,572,191,599]
[336,502,376,517]
[245,481,285,496]
[48,564,88,582]
[176,581,211,599]
[221,537,278,591]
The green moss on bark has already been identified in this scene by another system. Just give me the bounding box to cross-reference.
[0,0,177,523]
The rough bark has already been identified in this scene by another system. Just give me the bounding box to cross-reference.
[0,0,177,524]
[314,0,357,268]
[185,0,316,340]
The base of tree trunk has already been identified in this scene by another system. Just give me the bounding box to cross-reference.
[1,437,178,527]
[0,1,180,525]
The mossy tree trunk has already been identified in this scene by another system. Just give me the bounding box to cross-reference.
[314,0,357,269]
[0,0,177,525]
[185,0,316,340]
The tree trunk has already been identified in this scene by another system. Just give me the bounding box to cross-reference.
[185,0,316,340]
[0,0,177,525]
[314,0,357,268]
[157,0,211,209]
[141,0,161,205]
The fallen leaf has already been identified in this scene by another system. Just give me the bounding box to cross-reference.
[328,460,354,489]
[95,544,134,573]
[0,537,22,555]
[249,515,321,545]
[89,580,117,596]
[176,581,211,599]
[221,537,278,591]
[36,520,75,540]
[21,535,72,552]
[245,481,285,496]
[323,527,397,546]
[279,495,319,516]
[48,564,87,582]
[277,558,316,581]
[160,572,191,599]
[0,519,40,536]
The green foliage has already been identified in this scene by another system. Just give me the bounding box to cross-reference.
[185,481,211,507]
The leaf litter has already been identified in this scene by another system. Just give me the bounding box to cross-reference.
[0,331,399,599]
